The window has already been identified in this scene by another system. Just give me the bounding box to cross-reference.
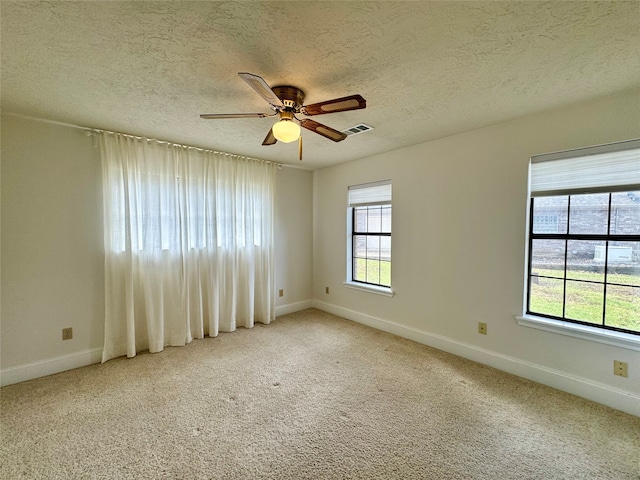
[347,181,392,291]
[524,140,640,337]
[106,162,269,254]
[353,205,392,286]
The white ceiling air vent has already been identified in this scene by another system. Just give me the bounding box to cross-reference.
[342,124,374,136]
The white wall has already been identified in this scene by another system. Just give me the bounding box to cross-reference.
[312,88,640,416]
[0,114,313,384]
[275,166,313,315]
[1,116,105,378]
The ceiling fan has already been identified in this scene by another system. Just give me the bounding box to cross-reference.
[200,72,367,160]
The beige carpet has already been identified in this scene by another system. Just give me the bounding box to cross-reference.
[1,309,638,479]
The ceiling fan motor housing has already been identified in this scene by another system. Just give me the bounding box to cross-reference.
[272,86,305,111]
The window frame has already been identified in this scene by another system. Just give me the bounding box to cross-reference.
[345,180,393,296]
[525,192,639,335]
[517,139,640,351]
[351,204,392,288]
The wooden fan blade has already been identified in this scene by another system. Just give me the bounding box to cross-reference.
[200,113,270,119]
[262,128,277,146]
[299,135,303,161]
[302,95,366,116]
[238,72,284,107]
[299,119,348,142]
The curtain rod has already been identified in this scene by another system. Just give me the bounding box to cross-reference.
[5,112,284,168]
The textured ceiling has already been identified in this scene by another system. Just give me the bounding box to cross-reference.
[2,1,639,170]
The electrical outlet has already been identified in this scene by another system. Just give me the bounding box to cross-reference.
[325,286,330,294]
[614,360,628,378]
[478,322,487,335]
[62,327,73,341]
[278,289,284,298]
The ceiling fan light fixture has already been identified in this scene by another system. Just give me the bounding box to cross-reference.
[272,118,300,143]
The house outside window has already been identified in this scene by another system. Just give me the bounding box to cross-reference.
[346,181,392,293]
[521,140,640,340]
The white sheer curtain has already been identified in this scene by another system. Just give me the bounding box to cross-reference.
[100,132,276,362]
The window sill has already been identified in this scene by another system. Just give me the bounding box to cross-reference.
[516,314,640,351]
[343,282,394,297]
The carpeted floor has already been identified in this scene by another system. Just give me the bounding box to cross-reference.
[1,309,639,479]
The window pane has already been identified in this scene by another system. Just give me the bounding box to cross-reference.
[381,206,391,233]
[605,285,640,333]
[366,236,380,260]
[365,259,380,285]
[380,236,391,261]
[531,239,565,279]
[354,235,367,258]
[532,196,568,234]
[379,261,391,287]
[569,193,609,235]
[355,208,367,232]
[529,277,564,317]
[367,206,382,233]
[610,191,640,235]
[564,280,604,325]
[607,241,639,286]
[566,240,605,282]
[354,258,367,283]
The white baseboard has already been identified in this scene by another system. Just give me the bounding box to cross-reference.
[312,300,640,417]
[276,299,313,317]
[1,348,103,387]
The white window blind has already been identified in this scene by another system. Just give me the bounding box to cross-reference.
[348,180,392,206]
[530,139,640,196]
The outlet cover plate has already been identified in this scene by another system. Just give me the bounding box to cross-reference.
[614,360,628,378]
[62,327,73,341]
